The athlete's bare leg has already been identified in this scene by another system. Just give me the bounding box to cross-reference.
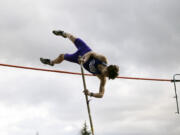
[50,30,78,65]
[40,30,77,66]
[64,32,77,43]
[52,30,77,43]
[51,54,64,65]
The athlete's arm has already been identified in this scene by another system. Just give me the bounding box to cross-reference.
[85,76,106,98]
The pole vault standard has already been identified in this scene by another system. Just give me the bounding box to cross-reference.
[0,63,179,114]
[80,62,94,135]
[173,74,180,114]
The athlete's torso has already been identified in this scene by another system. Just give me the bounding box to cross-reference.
[83,56,107,75]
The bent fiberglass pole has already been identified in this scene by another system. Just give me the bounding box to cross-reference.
[80,62,95,135]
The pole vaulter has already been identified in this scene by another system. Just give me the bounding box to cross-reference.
[1,29,180,134]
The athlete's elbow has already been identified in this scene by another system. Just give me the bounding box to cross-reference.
[99,95,103,98]
[98,93,104,98]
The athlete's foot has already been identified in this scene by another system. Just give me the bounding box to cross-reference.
[52,30,67,38]
[40,58,54,66]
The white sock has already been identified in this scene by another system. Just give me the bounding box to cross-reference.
[63,32,71,38]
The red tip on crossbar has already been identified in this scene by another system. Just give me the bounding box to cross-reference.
[0,63,172,82]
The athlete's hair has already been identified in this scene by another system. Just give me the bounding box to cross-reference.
[107,65,119,80]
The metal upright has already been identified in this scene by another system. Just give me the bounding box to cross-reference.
[172,74,180,114]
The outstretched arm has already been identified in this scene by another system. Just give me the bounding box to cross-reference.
[84,76,106,98]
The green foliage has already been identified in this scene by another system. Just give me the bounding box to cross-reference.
[81,122,91,135]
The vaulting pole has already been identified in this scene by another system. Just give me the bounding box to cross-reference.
[80,62,95,135]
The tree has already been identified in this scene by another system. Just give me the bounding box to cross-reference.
[81,122,91,135]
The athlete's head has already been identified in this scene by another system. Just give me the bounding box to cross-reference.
[107,65,119,80]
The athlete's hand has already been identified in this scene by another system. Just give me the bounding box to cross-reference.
[83,89,90,96]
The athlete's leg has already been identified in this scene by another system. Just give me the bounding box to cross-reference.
[40,54,64,66]
[63,37,92,63]
[52,30,77,43]
[52,30,90,50]
[53,30,92,64]
[40,30,92,66]
[64,32,77,43]
[51,54,64,65]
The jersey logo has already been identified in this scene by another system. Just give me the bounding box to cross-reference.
[89,59,96,73]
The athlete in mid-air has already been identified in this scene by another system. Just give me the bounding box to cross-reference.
[40,30,119,98]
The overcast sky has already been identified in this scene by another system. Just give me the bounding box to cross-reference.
[0,0,180,135]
